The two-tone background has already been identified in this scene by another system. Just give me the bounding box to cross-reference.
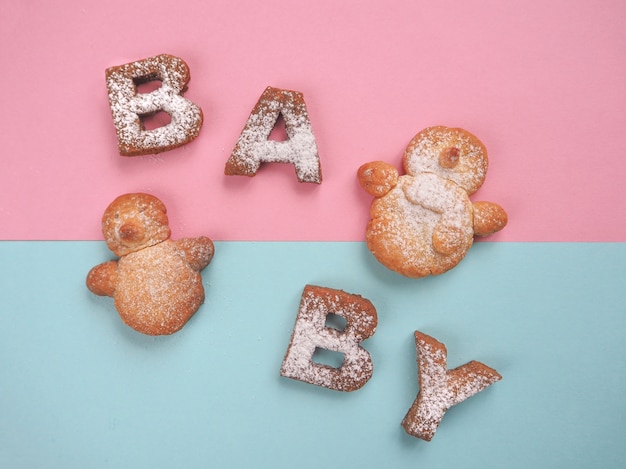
[1,1,625,467]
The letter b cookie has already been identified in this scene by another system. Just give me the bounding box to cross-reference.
[105,54,203,156]
[280,285,378,391]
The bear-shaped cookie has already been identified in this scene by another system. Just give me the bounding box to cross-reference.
[358,126,507,277]
[86,193,214,335]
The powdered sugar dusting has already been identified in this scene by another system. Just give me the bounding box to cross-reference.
[280,285,377,391]
[362,126,506,277]
[402,331,502,441]
[114,240,205,335]
[403,126,488,195]
[225,87,321,183]
[366,174,473,277]
[105,54,203,156]
[88,193,214,336]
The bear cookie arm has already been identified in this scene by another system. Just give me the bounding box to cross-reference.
[472,201,508,237]
[86,260,118,297]
[357,161,399,197]
[175,237,215,271]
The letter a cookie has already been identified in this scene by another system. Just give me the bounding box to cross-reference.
[402,331,501,441]
[225,86,322,183]
[280,285,377,391]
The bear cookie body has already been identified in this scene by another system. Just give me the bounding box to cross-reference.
[358,126,507,278]
[86,193,214,335]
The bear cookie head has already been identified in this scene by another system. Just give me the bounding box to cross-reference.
[403,126,489,195]
[86,193,214,336]
[357,126,507,278]
[102,193,171,257]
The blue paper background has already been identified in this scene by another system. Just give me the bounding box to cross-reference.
[1,241,625,468]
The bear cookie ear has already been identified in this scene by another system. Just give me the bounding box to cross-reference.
[358,126,508,278]
[87,192,215,336]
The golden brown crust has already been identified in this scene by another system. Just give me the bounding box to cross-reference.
[357,161,399,197]
[86,260,118,297]
[101,193,170,257]
[175,237,215,271]
[86,193,214,336]
[112,241,206,335]
[472,201,508,237]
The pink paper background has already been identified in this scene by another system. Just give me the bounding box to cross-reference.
[1,0,625,241]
